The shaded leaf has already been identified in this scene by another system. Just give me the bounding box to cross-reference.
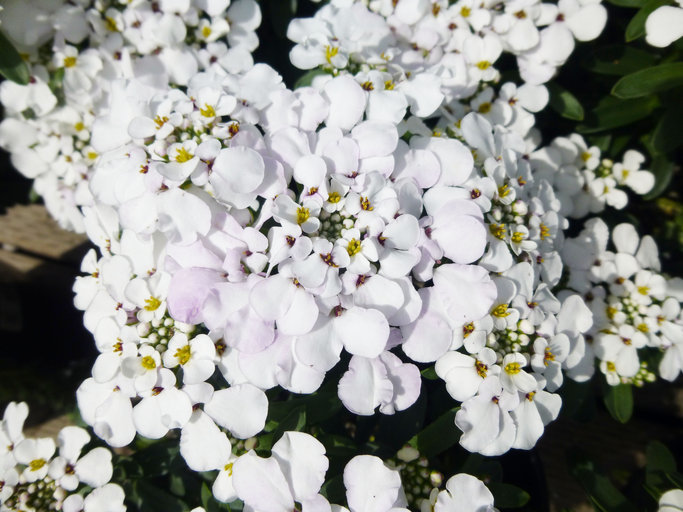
[646,441,677,474]
[643,155,675,200]
[407,407,460,458]
[135,480,187,512]
[585,45,657,76]
[421,367,439,380]
[652,107,683,153]
[487,482,530,509]
[625,0,671,42]
[612,63,683,99]
[602,381,633,424]
[0,31,30,85]
[577,96,657,133]
[294,68,330,89]
[548,82,584,121]
[567,450,638,512]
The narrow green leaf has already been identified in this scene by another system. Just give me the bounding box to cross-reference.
[548,82,585,121]
[0,31,30,85]
[421,367,439,380]
[487,482,530,509]
[577,96,657,133]
[643,155,675,200]
[612,63,683,98]
[135,480,187,512]
[585,45,657,76]
[602,381,633,424]
[625,0,672,42]
[567,451,638,512]
[646,441,677,474]
[407,407,460,458]
[294,68,330,89]
[652,108,683,153]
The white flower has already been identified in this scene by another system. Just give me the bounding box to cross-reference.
[646,5,683,47]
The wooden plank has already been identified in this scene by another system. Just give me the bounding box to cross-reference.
[0,204,87,263]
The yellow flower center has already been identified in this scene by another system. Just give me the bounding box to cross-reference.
[175,147,193,163]
[202,25,212,38]
[478,102,491,114]
[492,304,510,317]
[476,60,491,70]
[526,391,536,401]
[29,459,46,471]
[581,151,592,162]
[360,196,373,211]
[200,103,216,118]
[544,348,555,366]
[346,238,362,257]
[74,121,85,132]
[474,359,488,378]
[489,223,506,240]
[540,223,550,239]
[504,362,521,375]
[224,462,233,475]
[637,286,649,295]
[461,6,472,17]
[328,192,341,203]
[141,356,157,370]
[144,296,161,311]
[64,56,77,68]
[637,323,649,333]
[606,361,616,372]
[511,231,526,244]
[384,80,394,90]
[296,206,310,225]
[87,151,98,160]
[463,322,475,338]
[154,115,169,129]
[497,183,511,197]
[175,345,191,366]
[325,45,339,65]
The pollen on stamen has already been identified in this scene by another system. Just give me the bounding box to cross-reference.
[504,362,521,375]
[360,196,373,211]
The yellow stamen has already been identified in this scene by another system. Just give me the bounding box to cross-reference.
[175,345,191,365]
[489,223,506,240]
[201,25,212,38]
[29,459,46,471]
[460,6,471,17]
[64,56,77,68]
[476,60,491,70]
[296,206,310,225]
[145,297,161,311]
[141,356,156,370]
[328,192,341,203]
[360,196,373,211]
[492,304,510,317]
[200,103,216,118]
[504,362,521,375]
[478,102,491,114]
[346,238,362,257]
[175,147,193,163]
[325,45,339,65]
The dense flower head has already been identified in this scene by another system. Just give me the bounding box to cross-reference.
[0,0,262,232]
[0,402,124,512]
[563,219,683,385]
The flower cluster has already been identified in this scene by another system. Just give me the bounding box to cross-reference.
[288,0,607,114]
[0,0,261,232]
[563,219,683,385]
[530,137,655,218]
[0,402,124,512]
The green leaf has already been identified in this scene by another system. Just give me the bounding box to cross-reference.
[652,107,683,153]
[407,407,460,457]
[421,367,439,380]
[625,0,672,42]
[612,63,683,99]
[0,31,30,85]
[567,451,638,512]
[273,406,307,439]
[134,481,187,512]
[643,155,675,200]
[577,96,657,133]
[646,441,677,474]
[487,482,530,509]
[602,381,633,424]
[294,68,330,89]
[585,45,657,76]
[548,82,585,121]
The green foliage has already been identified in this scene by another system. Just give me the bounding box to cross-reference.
[548,82,585,121]
[487,482,531,509]
[624,0,671,42]
[0,31,29,84]
[612,63,683,98]
[601,381,634,423]
[407,407,460,458]
[568,450,639,512]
